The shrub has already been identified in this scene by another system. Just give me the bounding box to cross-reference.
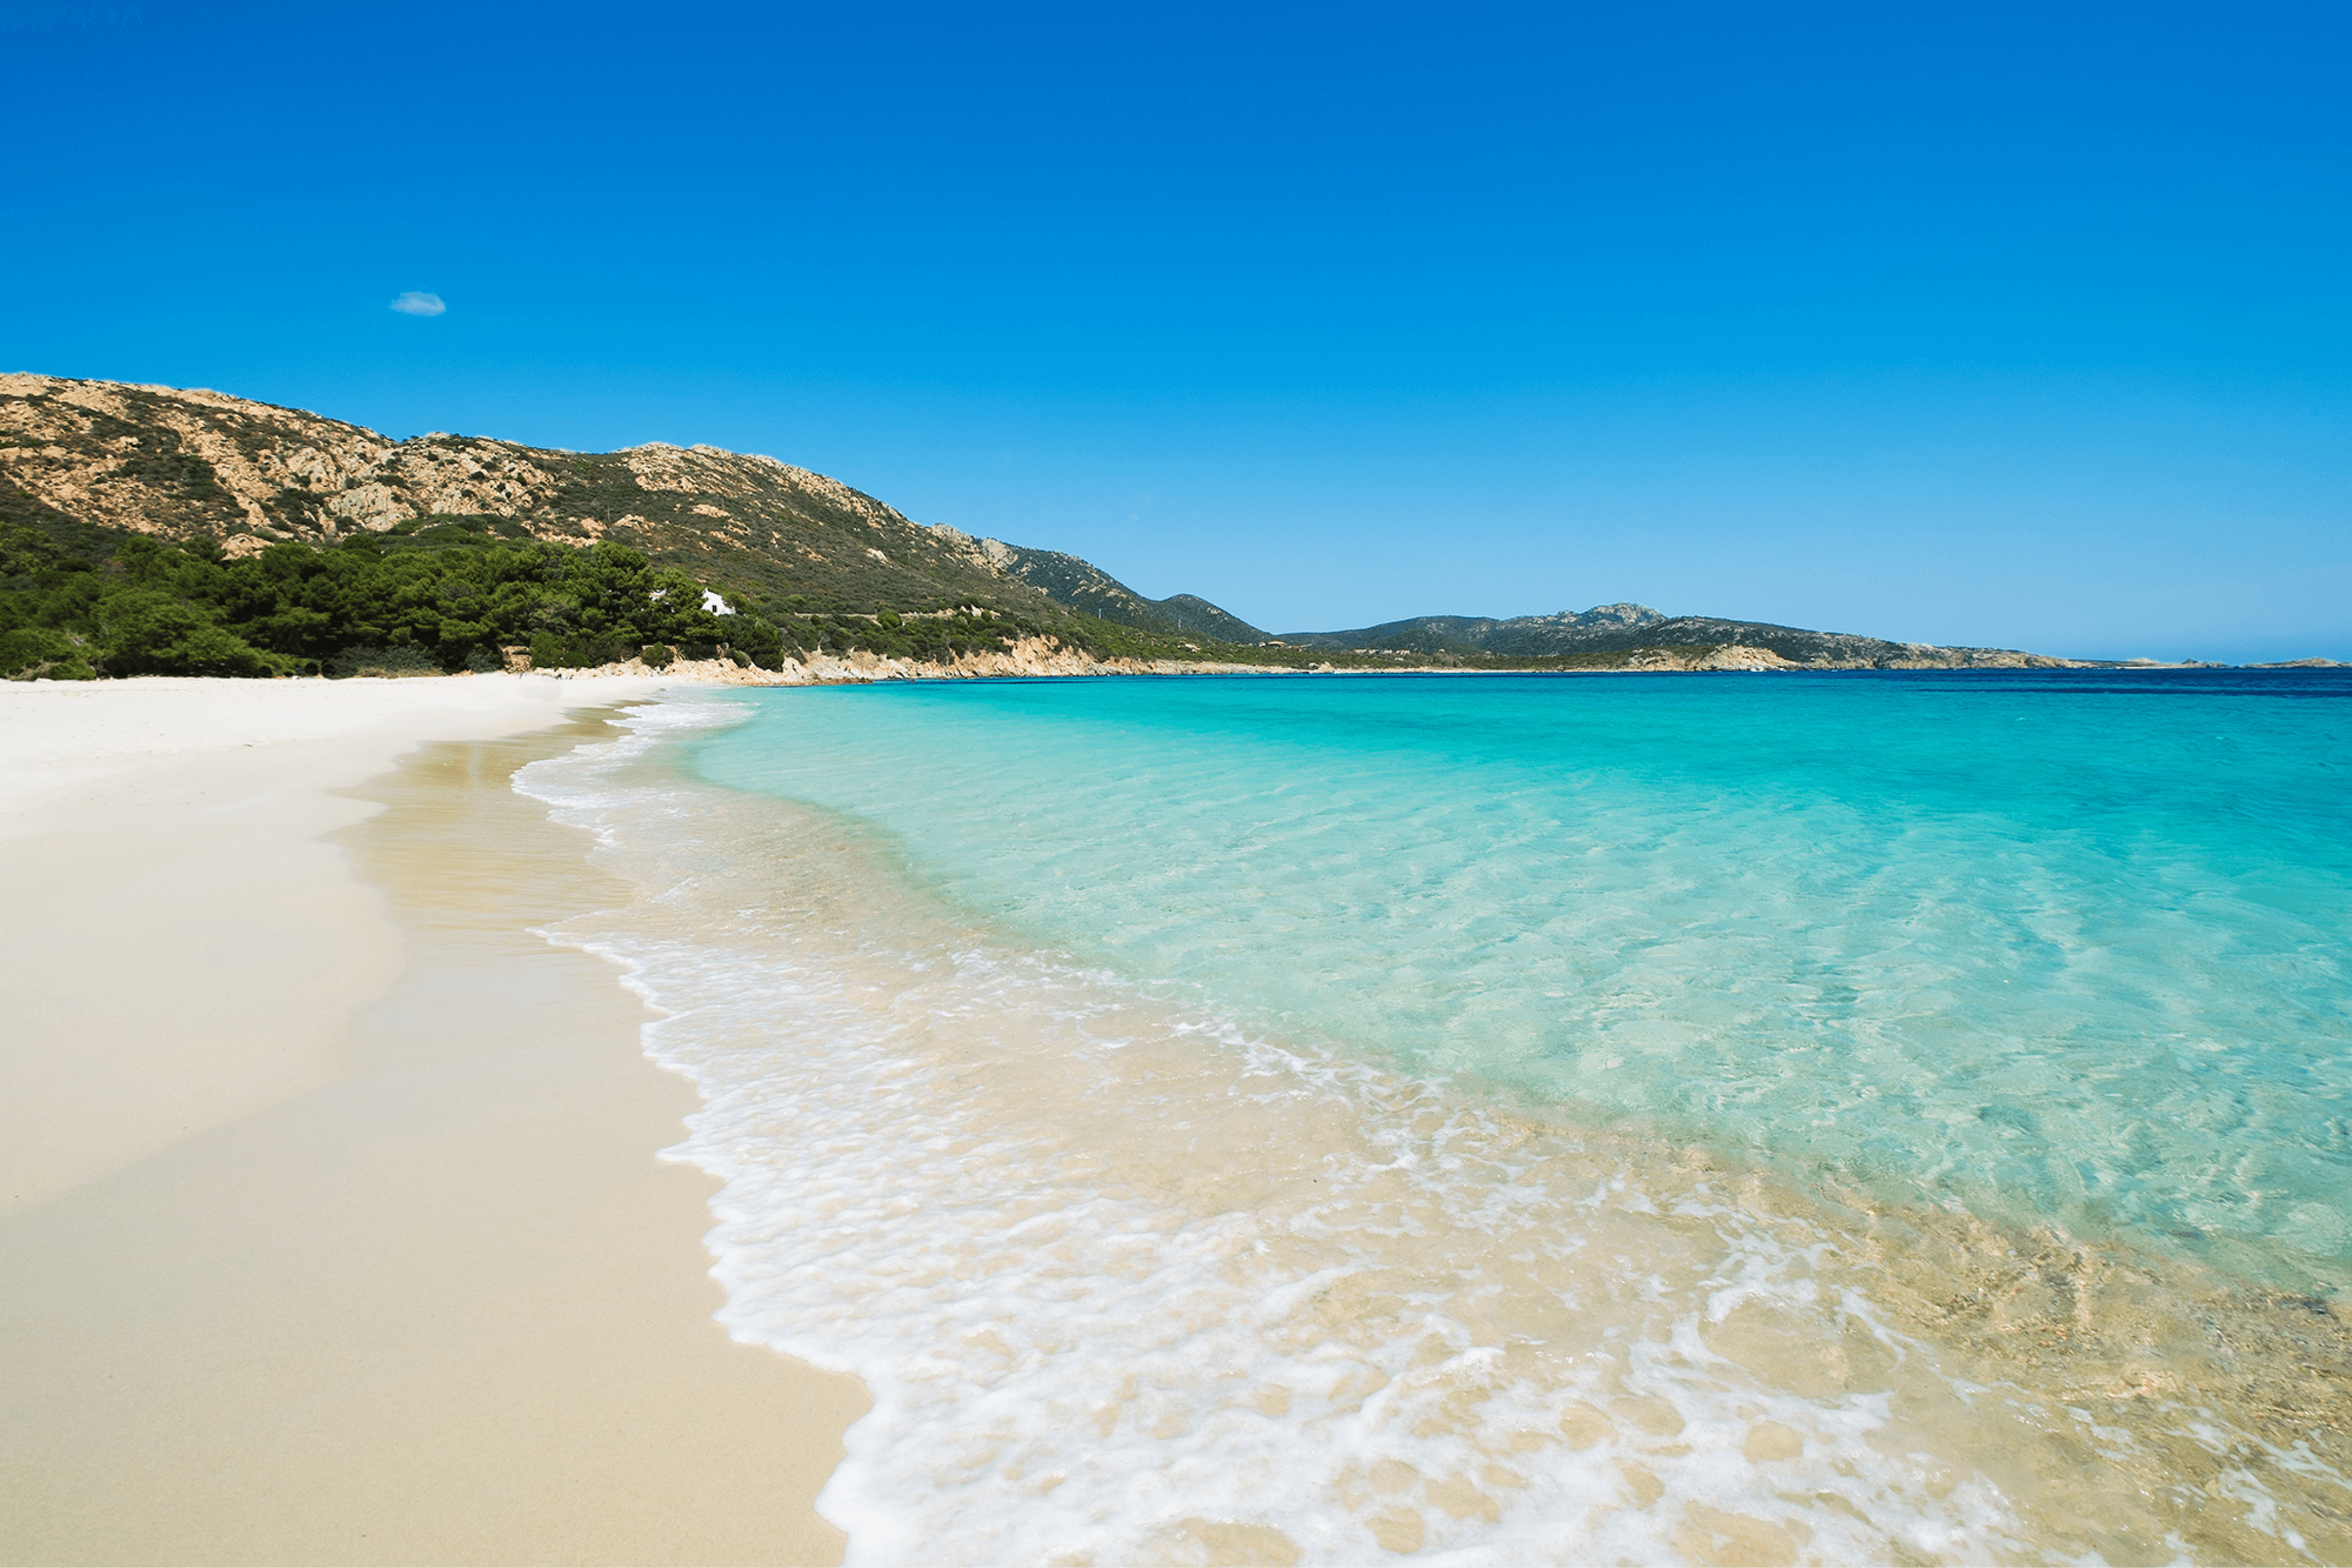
[94,590,289,677]
[0,626,96,680]
[327,643,441,679]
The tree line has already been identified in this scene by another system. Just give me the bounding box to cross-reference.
[0,526,789,679]
[0,522,1105,680]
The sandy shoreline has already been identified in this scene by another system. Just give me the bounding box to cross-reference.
[1,676,865,1564]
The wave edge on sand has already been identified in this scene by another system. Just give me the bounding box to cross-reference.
[519,690,2352,1566]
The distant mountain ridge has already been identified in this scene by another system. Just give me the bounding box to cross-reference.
[1273,604,2057,669]
[4,373,2081,671]
[1280,603,1665,654]
[966,538,1270,643]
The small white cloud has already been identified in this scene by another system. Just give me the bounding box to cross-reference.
[390,291,446,317]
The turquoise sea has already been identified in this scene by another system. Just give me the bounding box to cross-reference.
[522,670,2352,1565]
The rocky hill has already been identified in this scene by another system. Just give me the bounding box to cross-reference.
[0,374,1090,628]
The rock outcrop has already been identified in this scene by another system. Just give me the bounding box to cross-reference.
[524,636,1290,685]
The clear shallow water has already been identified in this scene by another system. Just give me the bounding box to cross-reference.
[521,671,2352,1564]
[693,670,2352,1275]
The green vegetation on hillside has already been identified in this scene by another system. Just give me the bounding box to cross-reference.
[0,516,1219,680]
[0,521,786,679]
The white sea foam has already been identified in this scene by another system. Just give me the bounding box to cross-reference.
[517,692,2351,1564]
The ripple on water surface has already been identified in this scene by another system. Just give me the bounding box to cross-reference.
[522,674,2352,1564]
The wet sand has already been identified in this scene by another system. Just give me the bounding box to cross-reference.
[0,682,866,1564]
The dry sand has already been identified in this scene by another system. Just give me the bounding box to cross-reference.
[0,676,867,1565]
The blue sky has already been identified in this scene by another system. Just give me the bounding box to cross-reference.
[7,0,2346,659]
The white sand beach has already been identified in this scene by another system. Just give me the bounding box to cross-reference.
[0,676,865,1564]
